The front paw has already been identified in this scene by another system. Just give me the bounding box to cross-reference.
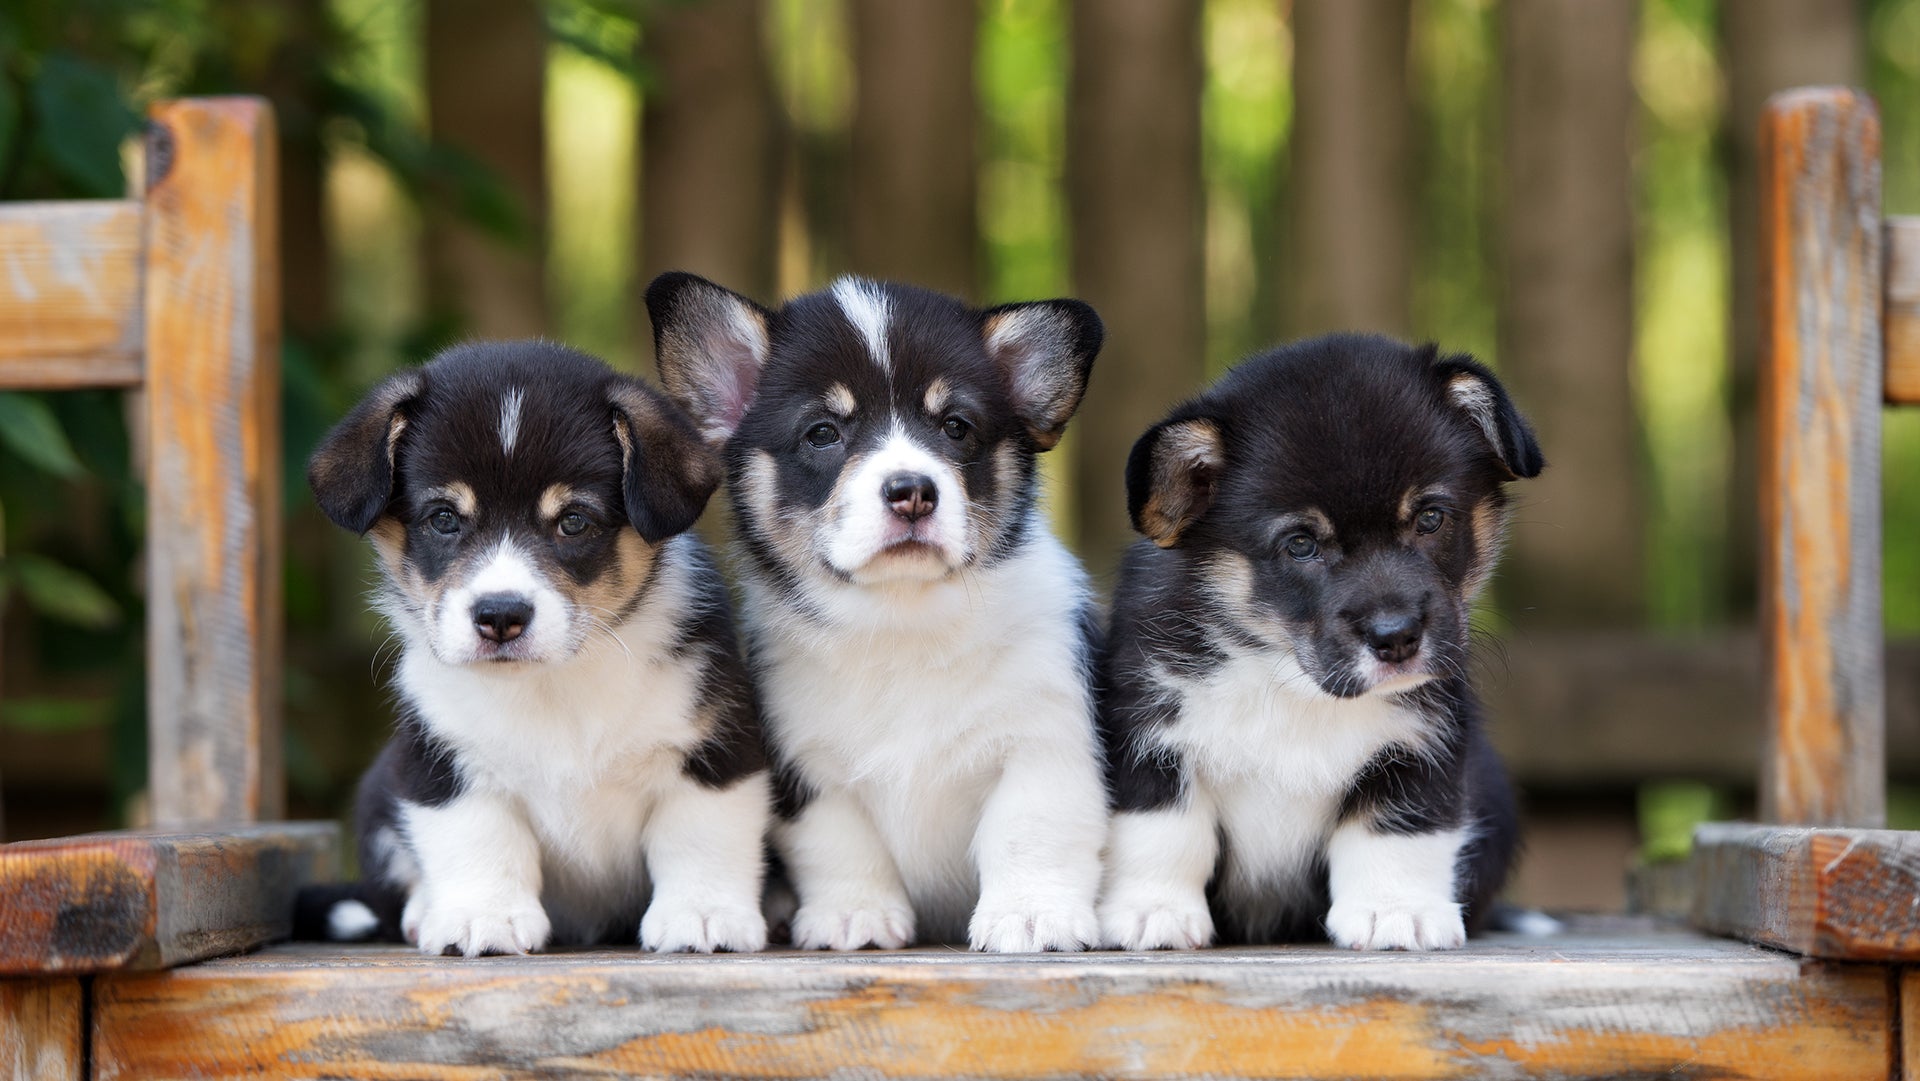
[791,899,915,950]
[414,899,551,957]
[969,900,1098,953]
[1326,897,1465,951]
[1099,895,1214,950]
[641,896,768,953]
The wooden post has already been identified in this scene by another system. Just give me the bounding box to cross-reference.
[424,0,548,338]
[1285,0,1412,337]
[142,98,284,826]
[640,0,781,306]
[1757,89,1884,827]
[1497,0,1642,626]
[1721,1,1863,615]
[848,0,979,298]
[1067,0,1204,568]
[0,978,82,1081]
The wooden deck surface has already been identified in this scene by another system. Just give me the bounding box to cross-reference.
[87,926,1893,1080]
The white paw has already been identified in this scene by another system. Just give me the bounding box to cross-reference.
[640,897,768,953]
[969,900,1098,953]
[414,899,551,957]
[1099,896,1214,950]
[790,900,915,950]
[1326,897,1465,951]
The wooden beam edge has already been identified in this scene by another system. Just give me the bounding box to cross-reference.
[1690,822,1920,961]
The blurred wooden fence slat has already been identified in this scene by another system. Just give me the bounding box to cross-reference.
[641,0,780,307]
[1884,218,1920,404]
[0,979,81,1081]
[1722,0,1863,613]
[849,0,978,298]
[1286,0,1411,338]
[1067,0,1205,567]
[1757,88,1884,828]
[1498,0,1642,626]
[0,201,144,390]
[424,0,548,338]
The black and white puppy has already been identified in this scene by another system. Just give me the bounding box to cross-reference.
[302,340,771,956]
[647,272,1109,952]
[1097,334,1541,951]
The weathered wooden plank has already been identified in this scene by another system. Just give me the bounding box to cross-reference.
[1757,88,1885,826]
[142,98,284,826]
[1887,216,1920,404]
[1690,822,1920,960]
[0,201,144,389]
[1904,968,1920,1081]
[91,932,1891,1080]
[0,824,337,975]
[0,979,83,1081]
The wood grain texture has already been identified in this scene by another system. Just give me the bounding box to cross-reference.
[1690,822,1920,960]
[1757,88,1885,826]
[0,979,82,1081]
[1887,216,1920,403]
[141,98,284,826]
[1903,969,1920,1081]
[0,200,144,389]
[0,823,337,975]
[90,931,1891,1080]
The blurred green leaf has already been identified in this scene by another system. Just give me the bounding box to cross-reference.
[0,72,20,173]
[0,391,85,478]
[31,52,138,197]
[10,554,122,629]
[0,695,111,732]
[1637,780,1728,864]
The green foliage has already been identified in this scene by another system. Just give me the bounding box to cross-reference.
[0,392,83,478]
[1637,780,1732,864]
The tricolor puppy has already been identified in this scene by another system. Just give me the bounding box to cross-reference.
[299,340,771,956]
[1098,334,1541,951]
[647,272,1109,952]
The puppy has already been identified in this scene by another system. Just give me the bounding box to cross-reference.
[647,272,1109,952]
[1097,334,1541,951]
[300,340,771,956]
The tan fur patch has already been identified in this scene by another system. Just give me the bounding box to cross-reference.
[923,378,951,417]
[423,482,477,517]
[1463,499,1508,601]
[824,383,856,417]
[1140,419,1224,548]
[539,484,579,522]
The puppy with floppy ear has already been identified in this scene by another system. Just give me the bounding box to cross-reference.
[1098,334,1540,951]
[298,340,772,956]
[648,271,1111,953]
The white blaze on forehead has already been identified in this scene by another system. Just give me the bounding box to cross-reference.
[831,277,893,372]
[499,387,526,457]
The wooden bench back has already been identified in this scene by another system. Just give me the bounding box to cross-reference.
[1760,87,1918,827]
[0,98,281,827]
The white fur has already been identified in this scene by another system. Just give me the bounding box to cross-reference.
[1097,802,1218,950]
[832,277,893,373]
[427,538,574,664]
[392,537,770,955]
[1325,824,1469,950]
[498,388,525,457]
[752,522,1107,951]
[823,427,973,578]
[326,899,381,941]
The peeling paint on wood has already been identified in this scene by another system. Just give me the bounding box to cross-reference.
[141,98,284,826]
[1756,87,1885,827]
[0,824,337,975]
[1691,822,1920,960]
[0,979,81,1081]
[90,931,1891,1080]
[1887,217,1920,404]
[0,201,144,389]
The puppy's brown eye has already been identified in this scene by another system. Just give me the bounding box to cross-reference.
[1415,507,1445,534]
[942,416,971,440]
[805,422,841,448]
[1284,533,1318,560]
[428,509,459,535]
[558,512,589,537]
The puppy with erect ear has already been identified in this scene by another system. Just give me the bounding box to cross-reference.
[1097,334,1543,951]
[648,271,1111,953]
[294,339,772,956]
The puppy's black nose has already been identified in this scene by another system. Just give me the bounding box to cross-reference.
[1361,612,1423,664]
[882,472,938,522]
[473,594,533,643]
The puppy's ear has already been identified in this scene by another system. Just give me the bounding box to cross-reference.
[607,377,723,545]
[1431,352,1545,480]
[307,369,424,534]
[646,271,772,446]
[980,299,1104,451]
[1126,416,1225,548]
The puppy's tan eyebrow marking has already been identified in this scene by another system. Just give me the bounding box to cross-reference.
[923,377,952,415]
[424,482,477,516]
[1272,508,1332,539]
[822,383,856,417]
[539,484,583,520]
[1400,486,1455,519]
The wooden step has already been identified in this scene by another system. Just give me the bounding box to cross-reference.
[86,925,1890,1080]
